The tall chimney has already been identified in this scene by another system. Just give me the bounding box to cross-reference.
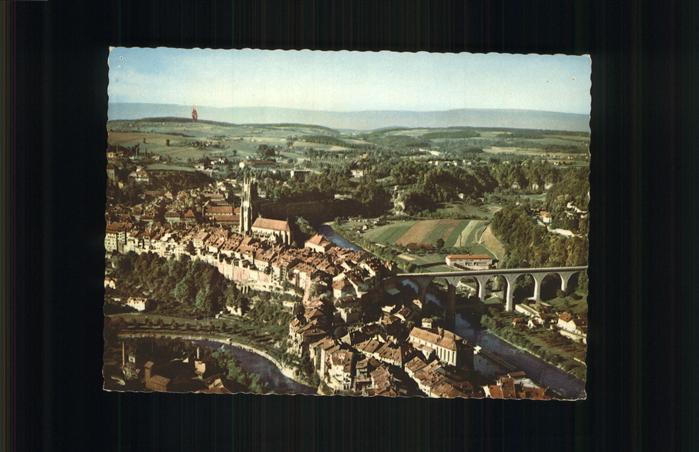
[121,342,125,368]
[196,346,200,360]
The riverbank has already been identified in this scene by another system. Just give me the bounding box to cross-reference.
[318,223,364,251]
[118,330,318,393]
[479,329,586,398]
[480,313,587,381]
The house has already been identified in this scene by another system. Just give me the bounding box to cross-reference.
[238,159,276,170]
[405,355,429,379]
[514,303,546,326]
[126,297,148,312]
[309,337,339,378]
[353,357,381,393]
[557,312,587,344]
[182,209,198,224]
[128,166,150,184]
[375,342,413,368]
[105,222,130,253]
[408,326,468,367]
[143,361,170,392]
[394,305,415,322]
[288,318,327,356]
[289,169,311,180]
[326,349,355,391]
[332,275,355,300]
[104,276,117,289]
[539,210,553,225]
[205,203,239,226]
[304,234,333,254]
[333,296,363,324]
[445,254,494,270]
[368,364,403,397]
[483,373,549,400]
[427,365,475,398]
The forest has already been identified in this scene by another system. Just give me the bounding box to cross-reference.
[109,252,240,317]
[491,204,588,291]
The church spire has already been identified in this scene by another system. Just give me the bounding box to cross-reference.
[239,175,257,235]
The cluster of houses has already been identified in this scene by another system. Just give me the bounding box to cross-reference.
[514,302,588,344]
[107,182,239,227]
[287,269,518,399]
[105,219,386,299]
[535,200,588,238]
[289,300,482,397]
[105,344,232,394]
[482,371,550,400]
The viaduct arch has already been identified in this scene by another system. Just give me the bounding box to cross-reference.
[389,266,587,328]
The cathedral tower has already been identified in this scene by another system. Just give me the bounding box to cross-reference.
[239,176,257,234]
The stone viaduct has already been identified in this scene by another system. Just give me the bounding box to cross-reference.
[389,266,588,327]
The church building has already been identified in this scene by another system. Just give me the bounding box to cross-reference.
[239,176,292,245]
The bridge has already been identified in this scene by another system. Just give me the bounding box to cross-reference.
[389,266,588,327]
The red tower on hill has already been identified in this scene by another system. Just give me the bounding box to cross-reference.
[192,106,198,122]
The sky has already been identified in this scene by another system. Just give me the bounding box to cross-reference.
[108,48,591,115]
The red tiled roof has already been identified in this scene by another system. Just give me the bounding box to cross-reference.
[409,327,462,352]
[106,222,130,233]
[306,234,331,246]
[252,217,290,232]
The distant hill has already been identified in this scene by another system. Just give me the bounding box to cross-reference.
[108,102,590,132]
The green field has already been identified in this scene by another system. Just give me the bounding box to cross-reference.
[108,119,589,170]
[108,119,351,164]
[363,219,489,249]
[345,217,505,272]
[455,220,489,247]
[432,202,494,220]
[363,221,414,244]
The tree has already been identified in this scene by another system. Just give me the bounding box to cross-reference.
[257,145,276,159]
[435,238,445,249]
[173,276,196,304]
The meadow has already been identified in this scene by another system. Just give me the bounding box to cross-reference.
[363,218,490,249]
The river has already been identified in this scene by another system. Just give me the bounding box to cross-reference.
[320,224,586,399]
[197,340,316,395]
[318,223,363,251]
